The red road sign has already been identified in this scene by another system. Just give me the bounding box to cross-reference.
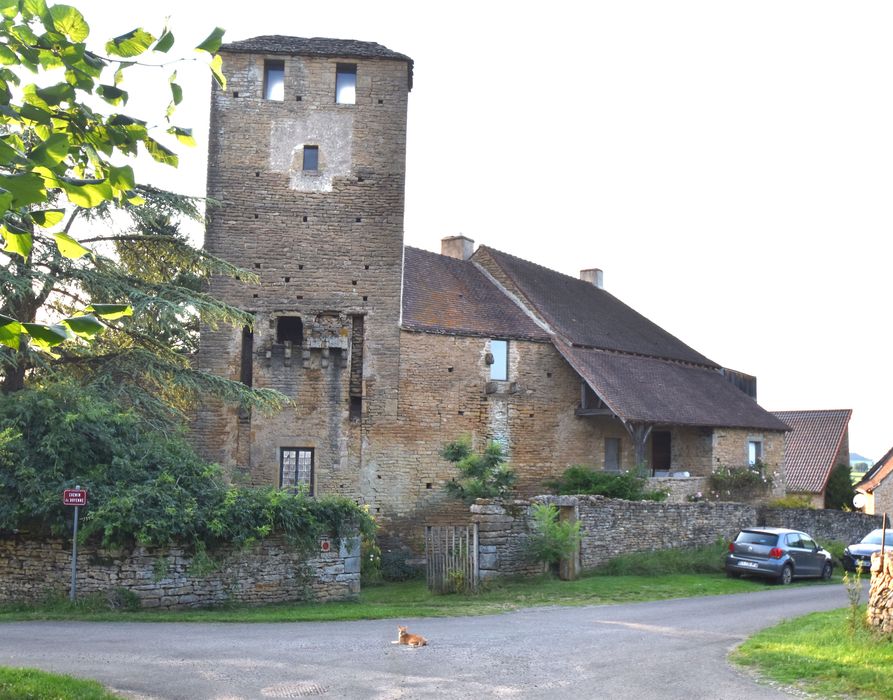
[63,489,87,506]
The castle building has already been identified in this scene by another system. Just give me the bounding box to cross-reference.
[196,36,789,546]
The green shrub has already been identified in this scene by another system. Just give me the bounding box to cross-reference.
[546,467,667,501]
[379,550,422,582]
[0,383,373,556]
[825,463,855,510]
[595,541,728,576]
[820,540,846,569]
[442,438,517,504]
[525,503,581,567]
[708,462,773,501]
[767,494,816,509]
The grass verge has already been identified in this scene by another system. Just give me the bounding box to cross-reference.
[732,607,893,699]
[0,666,123,699]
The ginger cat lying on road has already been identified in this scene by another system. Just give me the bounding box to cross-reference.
[396,625,427,647]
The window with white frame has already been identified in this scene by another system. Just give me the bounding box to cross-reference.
[280,447,313,494]
[747,439,763,467]
[489,339,508,381]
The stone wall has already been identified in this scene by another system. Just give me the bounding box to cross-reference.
[470,497,885,578]
[712,427,786,499]
[0,534,360,609]
[646,476,708,503]
[868,553,893,634]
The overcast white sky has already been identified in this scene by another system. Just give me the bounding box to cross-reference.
[74,0,892,461]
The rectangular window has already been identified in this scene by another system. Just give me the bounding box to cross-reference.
[276,316,303,344]
[280,447,314,494]
[604,438,621,472]
[489,339,508,381]
[335,63,356,104]
[748,440,763,466]
[302,145,319,172]
[240,325,253,387]
[264,60,285,101]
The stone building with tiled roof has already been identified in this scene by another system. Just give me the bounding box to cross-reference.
[772,409,852,508]
[195,35,790,546]
[855,446,893,515]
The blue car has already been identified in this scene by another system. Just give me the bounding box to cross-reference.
[726,527,833,584]
[842,529,893,572]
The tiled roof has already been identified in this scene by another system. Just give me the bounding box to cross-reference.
[856,445,893,494]
[558,341,791,430]
[477,246,717,367]
[773,410,852,493]
[222,36,413,88]
[401,247,550,341]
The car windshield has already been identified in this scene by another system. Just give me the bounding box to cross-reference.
[736,531,778,546]
[861,530,893,546]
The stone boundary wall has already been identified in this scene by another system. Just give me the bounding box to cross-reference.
[0,534,360,608]
[646,476,708,504]
[470,496,885,578]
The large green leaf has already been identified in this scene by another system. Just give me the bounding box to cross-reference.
[208,53,226,90]
[105,28,155,58]
[35,81,75,105]
[22,322,70,349]
[52,231,90,259]
[195,27,225,54]
[62,314,103,339]
[108,164,135,192]
[30,132,70,167]
[86,304,133,320]
[0,314,22,350]
[167,126,195,147]
[97,84,128,106]
[1,225,32,259]
[59,179,113,208]
[0,0,18,19]
[48,4,89,42]
[143,137,178,166]
[0,44,17,65]
[154,28,174,53]
[30,208,65,228]
[0,173,47,206]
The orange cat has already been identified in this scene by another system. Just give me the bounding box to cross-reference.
[397,625,428,647]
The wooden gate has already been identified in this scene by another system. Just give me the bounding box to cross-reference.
[424,524,479,593]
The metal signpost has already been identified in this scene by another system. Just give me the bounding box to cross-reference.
[62,486,87,601]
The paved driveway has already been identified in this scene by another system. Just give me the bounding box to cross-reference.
[1,584,850,699]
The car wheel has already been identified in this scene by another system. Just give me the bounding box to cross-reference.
[779,564,793,585]
[821,561,833,580]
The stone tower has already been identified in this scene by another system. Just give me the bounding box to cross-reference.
[196,37,412,499]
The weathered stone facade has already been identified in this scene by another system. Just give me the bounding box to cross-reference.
[470,497,884,579]
[194,37,789,552]
[0,534,360,608]
[195,47,411,505]
[868,552,893,633]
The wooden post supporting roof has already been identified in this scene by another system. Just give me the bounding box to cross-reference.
[624,421,653,473]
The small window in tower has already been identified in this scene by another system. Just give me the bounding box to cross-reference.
[302,145,319,172]
[489,339,508,381]
[280,447,313,495]
[335,63,356,104]
[264,60,285,101]
[276,316,303,344]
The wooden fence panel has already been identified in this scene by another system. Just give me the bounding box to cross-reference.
[424,524,478,593]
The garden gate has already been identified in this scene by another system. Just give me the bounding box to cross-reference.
[424,524,479,593]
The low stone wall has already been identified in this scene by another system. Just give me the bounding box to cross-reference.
[0,534,360,608]
[470,496,886,578]
[646,476,708,504]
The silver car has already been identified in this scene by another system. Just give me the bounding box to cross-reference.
[726,527,833,584]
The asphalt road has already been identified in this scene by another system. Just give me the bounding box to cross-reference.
[1,584,851,699]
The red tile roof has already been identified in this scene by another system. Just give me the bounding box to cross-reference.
[773,409,852,493]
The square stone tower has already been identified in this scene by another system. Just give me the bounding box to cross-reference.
[196,37,412,498]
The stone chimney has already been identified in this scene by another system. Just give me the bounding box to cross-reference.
[580,268,604,289]
[441,235,475,261]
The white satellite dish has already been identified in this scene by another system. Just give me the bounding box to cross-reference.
[853,492,867,509]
